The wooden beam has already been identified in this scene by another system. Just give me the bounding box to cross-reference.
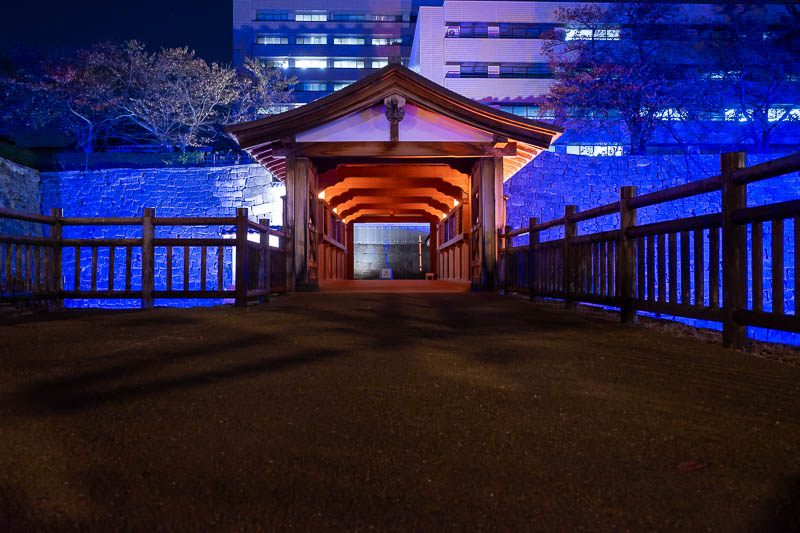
[339,203,444,220]
[326,188,459,208]
[336,196,451,215]
[353,216,436,224]
[324,178,466,198]
[271,141,517,159]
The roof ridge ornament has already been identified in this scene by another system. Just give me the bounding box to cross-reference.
[384,94,406,125]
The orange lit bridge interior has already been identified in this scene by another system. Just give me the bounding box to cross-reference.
[226,64,563,290]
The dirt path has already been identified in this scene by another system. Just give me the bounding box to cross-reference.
[1,292,799,531]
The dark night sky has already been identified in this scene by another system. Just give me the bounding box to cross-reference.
[2,1,232,64]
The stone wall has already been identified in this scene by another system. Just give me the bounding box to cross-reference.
[39,164,285,308]
[0,157,42,235]
[504,151,800,345]
[354,224,430,279]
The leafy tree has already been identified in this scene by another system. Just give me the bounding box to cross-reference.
[543,2,708,155]
[114,42,239,150]
[703,2,800,151]
[227,57,296,123]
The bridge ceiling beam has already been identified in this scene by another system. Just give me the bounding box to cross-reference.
[344,208,439,224]
[336,196,452,215]
[339,203,445,220]
[326,188,460,209]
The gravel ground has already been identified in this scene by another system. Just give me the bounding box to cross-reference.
[1,291,799,532]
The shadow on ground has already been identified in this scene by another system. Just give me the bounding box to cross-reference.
[1,291,799,531]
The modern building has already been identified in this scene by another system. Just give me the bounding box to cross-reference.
[233,0,441,105]
[410,1,799,155]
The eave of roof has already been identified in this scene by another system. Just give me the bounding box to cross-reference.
[225,63,564,152]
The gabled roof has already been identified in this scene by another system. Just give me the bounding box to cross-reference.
[225,64,563,183]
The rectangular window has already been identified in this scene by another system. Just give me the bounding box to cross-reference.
[498,63,553,79]
[566,145,623,157]
[498,23,560,39]
[371,37,403,46]
[456,22,488,39]
[371,59,389,69]
[296,36,327,45]
[459,63,488,78]
[333,37,366,45]
[295,12,327,22]
[333,82,354,90]
[565,27,620,41]
[369,14,402,22]
[259,58,289,69]
[295,58,328,69]
[300,82,327,92]
[331,13,365,21]
[333,59,365,69]
[256,11,289,21]
[256,35,288,45]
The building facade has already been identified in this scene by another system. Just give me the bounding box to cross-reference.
[233,0,441,105]
[410,1,799,155]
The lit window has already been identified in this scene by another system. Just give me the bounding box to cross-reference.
[371,37,403,46]
[296,36,327,45]
[768,106,800,122]
[259,58,289,69]
[369,14,402,22]
[333,37,366,45]
[333,59,365,68]
[566,145,623,157]
[371,59,389,69]
[333,81,354,90]
[300,82,327,92]
[654,108,686,121]
[295,58,328,69]
[256,35,288,45]
[565,28,620,41]
[295,12,327,22]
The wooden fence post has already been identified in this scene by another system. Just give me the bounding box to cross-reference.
[235,207,249,307]
[528,216,539,301]
[502,225,511,293]
[619,187,637,323]
[721,152,748,349]
[260,217,270,302]
[49,208,63,309]
[141,207,155,310]
[563,205,577,310]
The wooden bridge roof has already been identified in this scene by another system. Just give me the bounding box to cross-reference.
[225,63,563,223]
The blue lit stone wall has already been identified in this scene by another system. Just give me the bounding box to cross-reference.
[505,151,800,346]
[39,164,285,309]
[0,157,42,236]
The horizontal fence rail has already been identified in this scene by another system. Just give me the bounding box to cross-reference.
[500,152,800,349]
[0,207,292,309]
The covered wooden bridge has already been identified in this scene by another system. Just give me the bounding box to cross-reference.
[225,63,563,290]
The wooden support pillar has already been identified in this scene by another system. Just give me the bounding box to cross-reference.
[429,221,438,278]
[286,157,316,290]
[563,205,577,310]
[346,222,355,280]
[721,151,747,349]
[49,208,63,309]
[528,216,539,301]
[141,207,155,309]
[619,187,637,323]
[476,157,500,290]
[261,217,270,302]
[235,207,249,307]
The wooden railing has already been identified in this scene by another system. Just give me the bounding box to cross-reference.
[0,207,291,309]
[500,152,800,349]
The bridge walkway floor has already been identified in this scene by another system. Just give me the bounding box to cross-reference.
[1,291,799,530]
